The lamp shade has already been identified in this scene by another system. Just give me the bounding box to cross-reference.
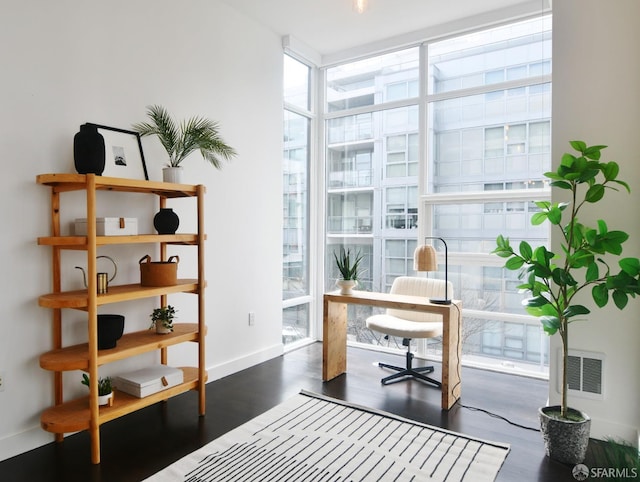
[414,245,438,272]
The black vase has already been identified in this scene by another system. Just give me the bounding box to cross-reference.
[154,208,180,234]
[74,124,106,175]
[97,314,125,350]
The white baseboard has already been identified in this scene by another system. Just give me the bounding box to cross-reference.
[0,427,53,463]
[590,417,639,446]
[206,343,283,382]
[0,344,284,464]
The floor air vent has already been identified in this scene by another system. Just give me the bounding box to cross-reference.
[561,350,604,400]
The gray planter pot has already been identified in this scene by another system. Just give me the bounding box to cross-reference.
[539,405,591,465]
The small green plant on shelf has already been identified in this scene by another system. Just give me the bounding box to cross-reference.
[333,248,364,281]
[81,374,112,396]
[150,305,177,332]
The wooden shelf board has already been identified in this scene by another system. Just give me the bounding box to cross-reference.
[40,367,204,434]
[38,280,200,309]
[40,324,203,371]
[36,173,203,198]
[37,234,199,248]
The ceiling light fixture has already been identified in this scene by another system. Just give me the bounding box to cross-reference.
[353,0,367,14]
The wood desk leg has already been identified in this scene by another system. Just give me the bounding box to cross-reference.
[323,299,347,381]
[441,303,462,410]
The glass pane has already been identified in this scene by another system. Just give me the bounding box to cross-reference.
[431,202,548,255]
[429,95,551,193]
[325,104,419,294]
[327,47,419,112]
[283,111,310,301]
[284,55,310,110]
[325,242,373,292]
[282,304,310,344]
[428,16,552,95]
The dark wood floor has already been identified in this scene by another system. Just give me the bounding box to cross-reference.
[0,342,587,481]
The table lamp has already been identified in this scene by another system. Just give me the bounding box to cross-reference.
[413,237,451,305]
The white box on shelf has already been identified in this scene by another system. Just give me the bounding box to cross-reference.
[114,365,183,398]
[74,217,138,236]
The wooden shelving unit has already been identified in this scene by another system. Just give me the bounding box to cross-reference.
[36,173,207,464]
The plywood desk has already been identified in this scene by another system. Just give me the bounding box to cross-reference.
[323,290,462,410]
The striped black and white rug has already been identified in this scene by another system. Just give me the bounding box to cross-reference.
[145,390,509,482]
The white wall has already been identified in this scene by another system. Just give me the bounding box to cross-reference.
[551,0,640,443]
[0,0,284,460]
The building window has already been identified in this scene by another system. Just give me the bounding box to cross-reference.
[321,15,552,375]
[283,54,313,345]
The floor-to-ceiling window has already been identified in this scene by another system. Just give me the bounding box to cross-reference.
[321,15,552,375]
[283,54,313,345]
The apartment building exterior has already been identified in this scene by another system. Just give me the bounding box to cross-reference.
[285,16,552,374]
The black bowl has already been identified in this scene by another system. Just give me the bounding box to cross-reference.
[97,314,125,349]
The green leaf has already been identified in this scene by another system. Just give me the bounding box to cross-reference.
[544,171,563,181]
[534,246,554,266]
[525,305,543,317]
[592,283,609,307]
[601,231,628,255]
[550,180,572,190]
[547,206,563,224]
[569,140,587,152]
[603,162,619,181]
[612,179,631,193]
[569,249,594,268]
[524,295,550,308]
[531,212,548,225]
[551,268,577,287]
[539,303,559,316]
[583,144,607,160]
[613,290,629,309]
[519,241,533,260]
[620,257,640,276]
[540,316,560,335]
[561,152,577,168]
[563,304,590,318]
[586,262,599,282]
[578,169,599,183]
[505,257,525,270]
[597,219,607,235]
[585,184,605,203]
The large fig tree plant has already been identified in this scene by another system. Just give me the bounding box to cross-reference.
[493,141,640,419]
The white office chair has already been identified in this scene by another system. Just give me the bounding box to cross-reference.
[366,276,453,387]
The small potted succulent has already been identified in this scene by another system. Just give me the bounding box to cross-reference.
[150,305,177,334]
[81,374,113,407]
[132,105,237,183]
[333,248,364,295]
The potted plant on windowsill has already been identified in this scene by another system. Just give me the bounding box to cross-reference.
[150,305,177,334]
[132,105,237,183]
[81,374,114,407]
[493,141,640,464]
[334,248,364,295]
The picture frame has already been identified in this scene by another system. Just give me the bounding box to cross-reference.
[86,123,149,180]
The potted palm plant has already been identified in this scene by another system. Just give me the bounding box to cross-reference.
[334,248,364,295]
[493,141,640,464]
[132,105,237,183]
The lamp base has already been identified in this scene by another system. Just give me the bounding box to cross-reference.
[429,298,452,305]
